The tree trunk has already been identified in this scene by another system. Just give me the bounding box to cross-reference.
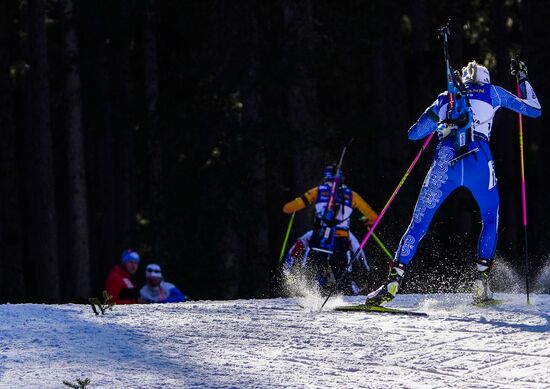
[281,0,322,234]
[368,2,410,232]
[20,0,60,302]
[520,0,550,271]
[409,0,432,114]
[490,0,519,264]
[112,0,137,248]
[0,0,25,302]
[61,0,91,300]
[373,2,409,159]
[205,1,248,298]
[144,0,164,260]
[94,18,118,278]
[237,2,270,297]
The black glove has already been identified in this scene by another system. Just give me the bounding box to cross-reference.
[510,59,528,82]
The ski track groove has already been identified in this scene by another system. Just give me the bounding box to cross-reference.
[397,355,550,389]
[1,294,550,388]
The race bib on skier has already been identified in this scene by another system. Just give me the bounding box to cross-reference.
[488,160,497,189]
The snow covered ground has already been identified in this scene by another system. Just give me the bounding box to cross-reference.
[1,293,550,388]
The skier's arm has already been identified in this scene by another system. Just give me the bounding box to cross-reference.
[161,286,187,303]
[352,191,378,225]
[283,187,318,214]
[105,274,126,304]
[491,82,541,118]
[407,96,442,140]
[106,274,138,304]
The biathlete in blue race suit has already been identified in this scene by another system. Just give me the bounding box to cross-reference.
[366,60,541,305]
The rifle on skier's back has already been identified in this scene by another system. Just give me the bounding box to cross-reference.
[437,21,473,152]
[312,139,354,254]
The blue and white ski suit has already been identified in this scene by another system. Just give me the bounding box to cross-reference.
[395,80,541,265]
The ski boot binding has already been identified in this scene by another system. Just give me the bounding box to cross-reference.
[473,271,493,304]
[473,258,494,304]
[365,262,405,306]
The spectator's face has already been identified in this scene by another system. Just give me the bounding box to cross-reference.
[124,261,139,275]
[146,276,162,287]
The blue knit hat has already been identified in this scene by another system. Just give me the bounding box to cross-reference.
[121,249,140,264]
[323,165,343,182]
[323,165,336,181]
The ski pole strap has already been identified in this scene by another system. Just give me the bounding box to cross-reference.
[279,212,295,265]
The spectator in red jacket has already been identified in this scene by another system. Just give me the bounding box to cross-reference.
[105,249,144,304]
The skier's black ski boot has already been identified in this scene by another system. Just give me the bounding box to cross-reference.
[365,262,406,306]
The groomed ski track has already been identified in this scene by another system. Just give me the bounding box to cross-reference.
[1,294,550,388]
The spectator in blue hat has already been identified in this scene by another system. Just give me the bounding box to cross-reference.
[105,249,144,304]
[140,263,187,303]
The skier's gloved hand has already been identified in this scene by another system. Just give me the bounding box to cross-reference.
[360,215,375,226]
[510,59,528,81]
[436,121,458,140]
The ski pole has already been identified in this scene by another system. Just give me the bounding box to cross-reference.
[359,217,394,261]
[371,231,393,261]
[514,67,530,304]
[320,132,435,310]
[326,138,355,211]
[279,212,296,265]
[319,138,354,252]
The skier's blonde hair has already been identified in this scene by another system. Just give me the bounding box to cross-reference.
[461,60,490,84]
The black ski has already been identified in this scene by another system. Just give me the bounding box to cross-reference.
[472,299,504,308]
[334,304,428,317]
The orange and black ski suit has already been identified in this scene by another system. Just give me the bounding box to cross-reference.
[283,183,377,290]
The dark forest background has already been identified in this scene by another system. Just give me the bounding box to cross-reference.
[1,0,549,303]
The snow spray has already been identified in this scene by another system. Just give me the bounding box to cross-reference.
[279,269,345,310]
[490,257,524,293]
[533,257,550,293]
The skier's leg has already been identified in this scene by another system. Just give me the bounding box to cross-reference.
[367,144,460,304]
[465,141,499,301]
[476,186,499,264]
[311,251,332,289]
[395,145,461,265]
[477,189,499,302]
[329,237,350,281]
[325,236,350,292]
[467,184,498,302]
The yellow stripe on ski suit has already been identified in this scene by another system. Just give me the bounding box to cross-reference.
[282,187,378,237]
